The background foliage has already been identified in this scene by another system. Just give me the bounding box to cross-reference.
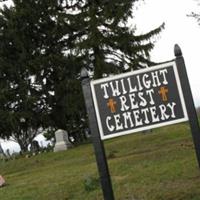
[0,0,163,151]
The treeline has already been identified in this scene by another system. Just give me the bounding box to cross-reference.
[0,0,163,152]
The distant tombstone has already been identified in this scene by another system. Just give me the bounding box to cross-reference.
[30,140,40,154]
[54,129,72,152]
[0,144,5,160]
[0,175,5,187]
[85,128,91,138]
[0,143,4,156]
[6,149,11,158]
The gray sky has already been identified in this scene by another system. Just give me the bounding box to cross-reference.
[134,0,200,107]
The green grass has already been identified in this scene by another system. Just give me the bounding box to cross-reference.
[1,122,200,200]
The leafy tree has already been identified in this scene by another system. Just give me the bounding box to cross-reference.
[63,0,164,78]
[0,0,164,150]
[188,1,200,25]
[0,1,50,151]
[0,0,85,151]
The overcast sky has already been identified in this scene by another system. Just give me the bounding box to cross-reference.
[134,0,200,107]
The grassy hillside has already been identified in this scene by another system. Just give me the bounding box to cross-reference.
[1,122,200,200]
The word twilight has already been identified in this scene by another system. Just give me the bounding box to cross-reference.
[101,69,168,98]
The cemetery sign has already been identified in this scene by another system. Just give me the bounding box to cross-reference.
[91,61,188,140]
[81,44,200,200]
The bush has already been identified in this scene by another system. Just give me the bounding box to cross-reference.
[83,175,100,192]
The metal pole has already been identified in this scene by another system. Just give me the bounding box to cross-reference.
[174,44,200,168]
[81,68,115,200]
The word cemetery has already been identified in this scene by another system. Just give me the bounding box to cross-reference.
[91,62,188,139]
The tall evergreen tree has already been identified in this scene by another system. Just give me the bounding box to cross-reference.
[0,0,85,151]
[188,1,200,25]
[0,0,164,150]
[63,0,164,78]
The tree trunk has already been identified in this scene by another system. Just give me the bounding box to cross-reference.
[17,139,29,153]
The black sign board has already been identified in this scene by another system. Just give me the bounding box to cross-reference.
[91,61,188,140]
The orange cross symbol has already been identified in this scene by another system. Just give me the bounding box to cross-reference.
[107,98,117,113]
[158,86,169,101]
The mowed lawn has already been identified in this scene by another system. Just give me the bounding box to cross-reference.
[1,121,200,200]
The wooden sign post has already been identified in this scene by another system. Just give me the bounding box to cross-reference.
[174,44,200,167]
[81,44,200,199]
[81,68,115,200]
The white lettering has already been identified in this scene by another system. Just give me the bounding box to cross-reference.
[149,106,160,122]
[129,93,139,109]
[167,102,176,118]
[159,69,168,85]
[110,81,121,96]
[122,112,134,129]
[136,75,143,91]
[114,114,123,130]
[138,92,147,107]
[159,104,170,120]
[151,71,161,87]
[127,77,137,92]
[120,79,127,95]
[142,74,151,89]
[106,116,114,132]
[141,108,150,124]
[119,96,129,111]
[133,110,143,126]
[146,89,155,105]
[101,83,109,99]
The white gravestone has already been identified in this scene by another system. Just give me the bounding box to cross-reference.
[0,143,5,159]
[54,129,72,152]
[0,143,4,154]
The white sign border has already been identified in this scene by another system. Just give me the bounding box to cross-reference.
[90,61,188,140]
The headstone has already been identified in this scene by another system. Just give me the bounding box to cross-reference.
[85,128,91,138]
[0,143,5,159]
[54,129,72,152]
[0,143,4,154]
[30,140,40,154]
[6,149,11,158]
[0,175,5,187]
